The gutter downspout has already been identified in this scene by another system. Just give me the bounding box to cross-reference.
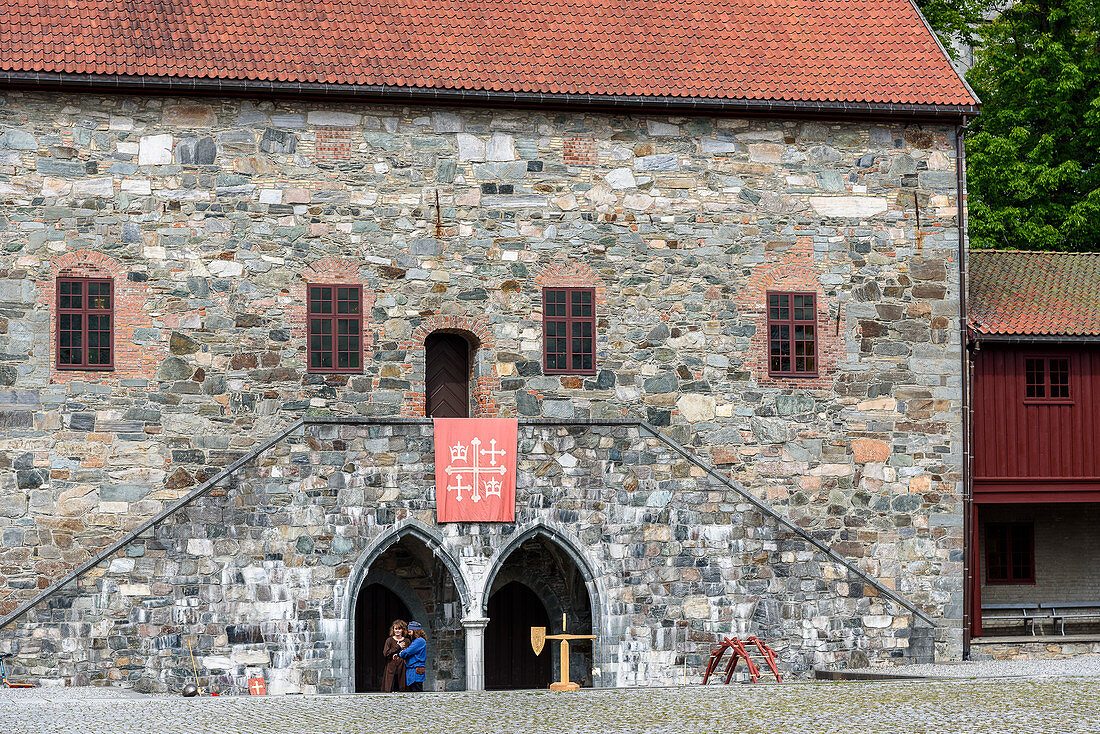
[956,121,974,660]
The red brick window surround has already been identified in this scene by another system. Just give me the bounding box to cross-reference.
[767,291,817,376]
[56,277,114,370]
[986,522,1035,584]
[543,287,596,375]
[1024,356,1071,403]
[307,284,364,373]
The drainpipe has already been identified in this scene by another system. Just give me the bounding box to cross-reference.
[956,120,974,660]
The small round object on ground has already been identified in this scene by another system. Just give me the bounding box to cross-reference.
[182,684,198,698]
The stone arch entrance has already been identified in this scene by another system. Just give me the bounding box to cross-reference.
[348,526,469,692]
[482,529,599,689]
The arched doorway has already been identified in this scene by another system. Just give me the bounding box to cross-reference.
[350,533,466,692]
[485,582,552,689]
[484,533,596,689]
[425,331,471,417]
[354,584,412,692]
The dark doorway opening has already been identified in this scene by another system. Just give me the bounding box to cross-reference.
[425,332,471,418]
[354,583,412,692]
[484,534,595,690]
[351,534,466,692]
[485,581,552,690]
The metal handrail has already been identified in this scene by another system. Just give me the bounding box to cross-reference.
[638,422,937,627]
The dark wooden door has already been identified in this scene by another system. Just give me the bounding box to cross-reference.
[426,332,470,418]
[485,581,552,690]
[355,583,412,692]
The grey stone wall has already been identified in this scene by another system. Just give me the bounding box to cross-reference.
[0,91,965,666]
[0,421,928,692]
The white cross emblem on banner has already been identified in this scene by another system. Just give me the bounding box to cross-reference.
[445,437,507,503]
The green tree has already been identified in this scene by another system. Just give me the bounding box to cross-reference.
[916,0,993,53]
[965,0,1100,250]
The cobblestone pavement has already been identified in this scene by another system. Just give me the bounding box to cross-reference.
[4,678,1100,734]
[875,654,1100,679]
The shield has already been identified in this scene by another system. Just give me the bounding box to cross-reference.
[530,626,546,656]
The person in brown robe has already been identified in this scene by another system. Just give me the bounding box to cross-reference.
[381,619,408,692]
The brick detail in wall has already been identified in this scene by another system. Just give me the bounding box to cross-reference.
[314,126,355,161]
[533,260,607,305]
[37,249,163,384]
[738,238,844,389]
[563,136,598,166]
[289,258,376,371]
[399,314,501,417]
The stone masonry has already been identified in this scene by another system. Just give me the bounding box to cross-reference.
[0,91,965,684]
[0,420,929,693]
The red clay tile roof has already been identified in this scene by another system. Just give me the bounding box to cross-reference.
[969,251,1100,337]
[0,0,978,108]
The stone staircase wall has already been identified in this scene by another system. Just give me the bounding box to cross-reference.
[0,421,935,692]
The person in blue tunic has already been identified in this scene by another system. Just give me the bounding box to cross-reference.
[397,620,428,691]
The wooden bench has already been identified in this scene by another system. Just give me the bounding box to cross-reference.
[981,603,1047,635]
[1040,603,1100,635]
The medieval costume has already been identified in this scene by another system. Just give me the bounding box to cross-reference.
[381,634,407,692]
[400,621,428,691]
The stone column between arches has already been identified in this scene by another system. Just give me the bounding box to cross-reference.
[461,617,490,691]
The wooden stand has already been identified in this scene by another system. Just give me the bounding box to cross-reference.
[532,614,595,691]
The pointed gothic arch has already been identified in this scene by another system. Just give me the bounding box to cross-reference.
[347,520,471,612]
[343,520,471,692]
[479,521,605,689]
[481,521,601,615]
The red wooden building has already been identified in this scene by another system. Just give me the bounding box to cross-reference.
[968,251,1100,638]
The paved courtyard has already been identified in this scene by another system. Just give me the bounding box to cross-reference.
[3,676,1100,734]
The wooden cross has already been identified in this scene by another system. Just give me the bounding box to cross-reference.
[531,613,596,691]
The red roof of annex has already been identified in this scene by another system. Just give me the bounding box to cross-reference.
[0,0,978,108]
[969,251,1100,338]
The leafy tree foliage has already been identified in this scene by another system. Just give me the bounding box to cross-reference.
[964,0,1100,250]
[916,0,993,53]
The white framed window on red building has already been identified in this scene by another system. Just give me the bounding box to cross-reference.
[767,291,817,376]
[543,287,596,375]
[307,284,363,373]
[1023,355,1071,403]
[56,277,114,370]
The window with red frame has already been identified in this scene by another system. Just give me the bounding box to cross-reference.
[1024,356,1071,402]
[307,284,363,372]
[543,288,595,374]
[767,292,817,376]
[986,523,1034,584]
[57,277,114,370]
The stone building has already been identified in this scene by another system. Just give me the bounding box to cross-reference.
[0,0,978,692]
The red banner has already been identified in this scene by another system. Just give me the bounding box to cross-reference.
[434,418,518,523]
